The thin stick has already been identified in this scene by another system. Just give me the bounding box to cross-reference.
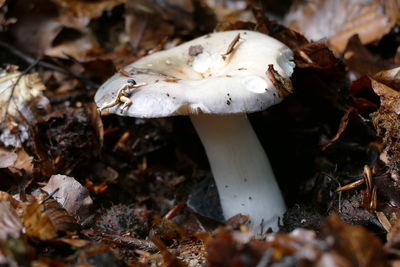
[164,202,184,220]
[41,188,60,203]
[335,179,364,192]
[222,33,241,60]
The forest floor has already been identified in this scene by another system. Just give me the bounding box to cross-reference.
[0,0,399,266]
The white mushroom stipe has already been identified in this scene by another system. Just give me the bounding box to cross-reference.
[190,114,286,231]
[95,30,295,232]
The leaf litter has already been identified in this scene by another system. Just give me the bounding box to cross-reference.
[0,0,399,266]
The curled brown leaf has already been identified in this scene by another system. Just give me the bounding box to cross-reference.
[0,199,23,241]
[285,0,399,53]
[370,67,400,177]
[23,200,57,240]
[41,174,93,222]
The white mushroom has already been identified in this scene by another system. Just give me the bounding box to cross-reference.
[95,30,295,231]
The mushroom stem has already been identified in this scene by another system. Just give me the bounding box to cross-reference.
[190,113,286,232]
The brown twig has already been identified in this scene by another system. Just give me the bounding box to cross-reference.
[320,106,355,151]
[95,232,157,252]
[103,236,157,252]
[336,179,364,192]
[222,33,241,60]
[164,202,185,220]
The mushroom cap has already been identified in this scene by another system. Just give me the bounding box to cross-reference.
[95,30,295,117]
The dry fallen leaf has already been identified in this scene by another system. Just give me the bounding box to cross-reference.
[52,0,126,29]
[0,199,23,241]
[23,200,57,240]
[44,35,102,61]
[0,151,17,168]
[206,228,257,266]
[0,66,47,120]
[0,66,50,148]
[41,198,80,233]
[56,237,91,248]
[285,0,399,53]
[125,0,204,51]
[323,214,387,266]
[374,66,400,90]
[370,67,400,178]
[386,216,400,252]
[0,0,16,28]
[209,0,254,27]
[41,174,93,222]
[343,34,396,78]
[8,0,63,56]
[0,148,33,175]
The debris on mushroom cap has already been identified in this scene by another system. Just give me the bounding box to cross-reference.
[95,30,295,117]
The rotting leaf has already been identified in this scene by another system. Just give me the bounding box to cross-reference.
[294,41,340,68]
[370,67,400,177]
[344,35,395,77]
[206,0,254,29]
[41,198,81,233]
[0,66,50,148]
[0,237,31,266]
[8,0,63,56]
[41,174,93,222]
[206,228,262,267]
[0,199,23,241]
[0,1,16,28]
[374,67,400,90]
[249,0,309,50]
[385,216,400,253]
[23,200,57,240]
[0,151,17,168]
[284,0,400,53]
[290,41,350,113]
[0,148,33,177]
[205,226,333,266]
[125,0,190,51]
[44,35,103,61]
[52,0,126,30]
[323,214,387,266]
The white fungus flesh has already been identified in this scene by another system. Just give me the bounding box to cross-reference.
[95,30,295,232]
